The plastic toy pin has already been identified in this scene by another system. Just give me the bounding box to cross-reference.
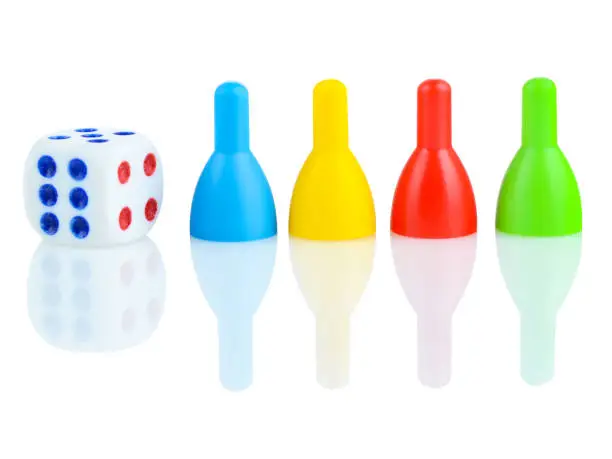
[289,79,376,240]
[391,79,477,238]
[391,79,477,387]
[190,82,277,242]
[496,78,582,236]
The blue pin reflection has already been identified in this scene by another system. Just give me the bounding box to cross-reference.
[191,237,277,391]
[496,233,581,385]
[27,237,166,352]
[391,234,477,388]
[290,237,375,389]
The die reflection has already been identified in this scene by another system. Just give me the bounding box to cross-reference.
[391,234,477,388]
[27,237,166,352]
[496,233,581,385]
[290,237,375,389]
[191,237,277,391]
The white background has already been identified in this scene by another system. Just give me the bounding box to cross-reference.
[0,0,610,457]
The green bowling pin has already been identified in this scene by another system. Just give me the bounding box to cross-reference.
[496,78,582,235]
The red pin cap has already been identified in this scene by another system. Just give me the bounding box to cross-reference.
[391,79,477,238]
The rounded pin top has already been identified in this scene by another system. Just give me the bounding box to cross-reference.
[313,79,349,151]
[215,82,250,154]
[522,78,557,148]
[417,79,452,150]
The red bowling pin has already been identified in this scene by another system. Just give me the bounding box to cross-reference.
[391,79,477,387]
[391,79,476,238]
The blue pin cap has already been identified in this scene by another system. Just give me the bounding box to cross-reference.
[190,81,277,242]
[215,82,250,153]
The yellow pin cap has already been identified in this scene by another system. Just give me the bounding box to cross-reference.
[289,79,376,240]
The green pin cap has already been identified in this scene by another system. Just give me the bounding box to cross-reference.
[496,78,582,236]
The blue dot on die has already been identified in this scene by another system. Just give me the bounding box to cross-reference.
[69,187,88,210]
[88,139,109,143]
[113,131,135,136]
[40,212,59,235]
[68,158,87,181]
[70,216,90,239]
[38,155,57,178]
[75,128,97,133]
[39,184,58,206]
[82,133,103,138]
[48,135,70,140]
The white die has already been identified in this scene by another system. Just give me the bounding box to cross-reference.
[24,127,163,247]
[27,237,166,352]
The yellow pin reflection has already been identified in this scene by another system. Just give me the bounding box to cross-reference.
[290,237,375,388]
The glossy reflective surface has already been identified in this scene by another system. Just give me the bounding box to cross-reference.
[27,237,166,352]
[290,236,375,388]
[497,232,581,385]
[391,234,477,387]
[191,237,277,391]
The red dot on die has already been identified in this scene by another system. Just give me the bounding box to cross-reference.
[118,161,131,184]
[144,153,157,177]
[145,198,158,222]
[119,207,132,230]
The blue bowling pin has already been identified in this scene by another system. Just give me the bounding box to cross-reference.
[190,82,277,241]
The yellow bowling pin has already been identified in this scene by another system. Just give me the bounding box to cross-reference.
[289,80,376,240]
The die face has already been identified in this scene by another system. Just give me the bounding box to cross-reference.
[27,237,166,352]
[102,132,163,244]
[24,129,107,246]
[24,128,163,247]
